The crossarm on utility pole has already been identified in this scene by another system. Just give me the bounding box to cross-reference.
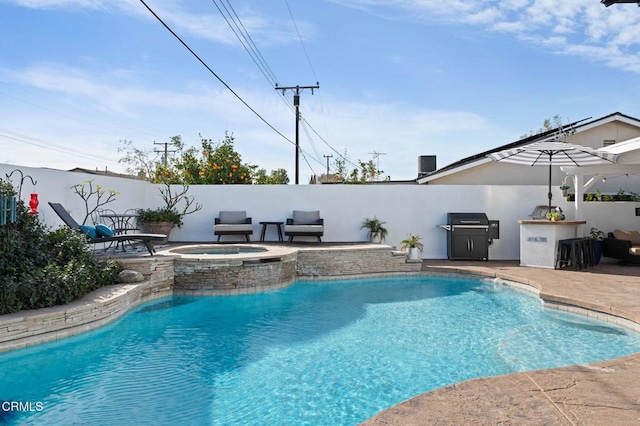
[275,83,320,185]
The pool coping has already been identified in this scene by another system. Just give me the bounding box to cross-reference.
[362,259,640,425]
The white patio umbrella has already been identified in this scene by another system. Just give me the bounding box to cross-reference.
[487,141,619,213]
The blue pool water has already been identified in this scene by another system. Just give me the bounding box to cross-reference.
[2,276,640,425]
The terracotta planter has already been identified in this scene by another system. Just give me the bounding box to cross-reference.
[141,221,174,243]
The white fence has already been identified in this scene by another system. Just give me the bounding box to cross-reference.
[2,163,638,260]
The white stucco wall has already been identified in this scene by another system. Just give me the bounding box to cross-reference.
[579,202,640,235]
[2,163,637,261]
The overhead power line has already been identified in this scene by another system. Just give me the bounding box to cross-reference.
[0,127,121,166]
[283,0,333,160]
[284,0,318,82]
[141,0,335,181]
[139,0,293,146]
[211,0,279,87]
[0,87,163,143]
[301,117,359,169]
[208,0,302,144]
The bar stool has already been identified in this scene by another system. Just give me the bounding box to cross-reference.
[556,239,573,269]
[555,238,586,270]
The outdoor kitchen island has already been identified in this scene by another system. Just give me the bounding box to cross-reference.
[517,219,587,269]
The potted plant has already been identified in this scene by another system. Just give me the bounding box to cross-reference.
[588,227,606,264]
[401,234,424,260]
[137,208,182,241]
[361,216,388,243]
[137,182,203,241]
[559,184,570,197]
[545,211,564,221]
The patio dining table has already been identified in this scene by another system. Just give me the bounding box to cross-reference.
[98,212,140,252]
[99,213,139,235]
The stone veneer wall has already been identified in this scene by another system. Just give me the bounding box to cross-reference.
[173,253,298,296]
[295,245,422,278]
[0,245,416,352]
[0,257,175,353]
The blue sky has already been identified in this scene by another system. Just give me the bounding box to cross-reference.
[2,0,640,183]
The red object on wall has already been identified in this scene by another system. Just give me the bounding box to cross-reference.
[28,193,39,215]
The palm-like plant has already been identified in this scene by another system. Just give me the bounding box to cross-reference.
[400,234,424,252]
[361,216,388,242]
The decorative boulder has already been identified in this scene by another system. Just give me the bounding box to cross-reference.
[117,270,144,284]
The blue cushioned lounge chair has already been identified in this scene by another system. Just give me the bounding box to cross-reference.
[48,202,166,255]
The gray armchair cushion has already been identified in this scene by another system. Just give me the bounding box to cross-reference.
[214,224,253,232]
[284,224,324,234]
[218,210,247,224]
[292,210,320,224]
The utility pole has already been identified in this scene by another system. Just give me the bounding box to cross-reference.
[369,151,386,181]
[323,154,333,180]
[154,141,177,165]
[276,83,319,184]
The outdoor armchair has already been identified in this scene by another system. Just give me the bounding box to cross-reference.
[602,231,640,264]
[48,202,166,256]
[214,210,253,242]
[284,210,324,242]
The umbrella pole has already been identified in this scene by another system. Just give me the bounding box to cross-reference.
[548,160,553,214]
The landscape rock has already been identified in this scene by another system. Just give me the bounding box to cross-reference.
[117,270,144,283]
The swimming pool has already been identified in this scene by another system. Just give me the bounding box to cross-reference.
[2,275,640,425]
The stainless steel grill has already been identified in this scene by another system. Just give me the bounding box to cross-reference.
[445,213,499,260]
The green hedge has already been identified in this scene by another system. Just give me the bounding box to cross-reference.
[0,180,118,314]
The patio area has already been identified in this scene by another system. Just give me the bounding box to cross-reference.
[363,259,640,425]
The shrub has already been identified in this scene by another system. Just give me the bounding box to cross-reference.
[136,207,183,228]
[0,179,118,314]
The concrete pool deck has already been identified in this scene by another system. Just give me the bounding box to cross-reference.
[363,259,640,426]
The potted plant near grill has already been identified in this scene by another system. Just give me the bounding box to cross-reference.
[361,216,388,243]
[401,234,424,260]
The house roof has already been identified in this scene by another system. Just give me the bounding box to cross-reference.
[417,112,640,184]
[601,0,640,7]
[68,167,138,180]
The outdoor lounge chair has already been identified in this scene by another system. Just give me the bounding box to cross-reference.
[214,210,253,242]
[48,202,166,255]
[284,210,324,242]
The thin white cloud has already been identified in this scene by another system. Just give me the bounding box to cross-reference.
[0,60,492,178]
[3,0,124,11]
[329,0,640,74]
[2,0,305,47]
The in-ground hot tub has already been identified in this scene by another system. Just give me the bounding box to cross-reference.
[169,245,268,256]
[163,244,298,295]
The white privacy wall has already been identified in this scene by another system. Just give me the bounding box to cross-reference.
[3,163,637,260]
[179,184,543,261]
